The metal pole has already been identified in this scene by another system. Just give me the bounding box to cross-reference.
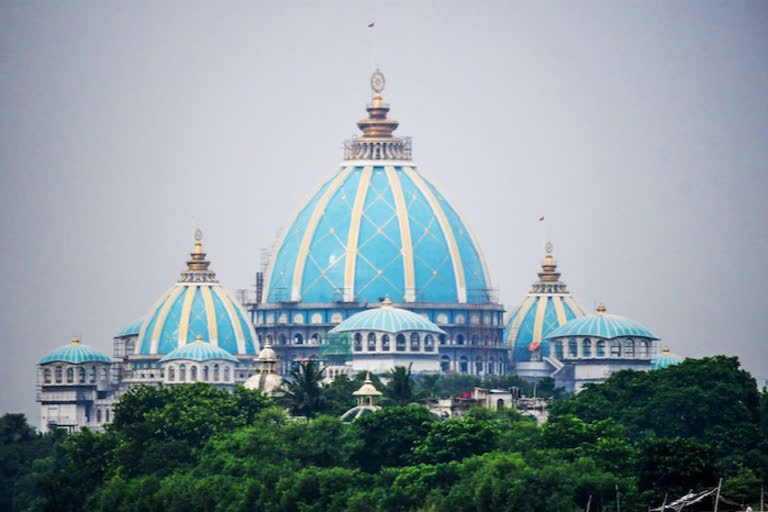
[586,494,592,512]
[760,486,763,512]
[714,478,723,512]
[661,493,668,512]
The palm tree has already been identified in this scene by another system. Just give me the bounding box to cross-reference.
[384,364,416,405]
[279,360,329,418]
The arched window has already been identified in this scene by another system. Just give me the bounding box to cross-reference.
[354,333,362,352]
[203,366,209,381]
[44,369,51,384]
[410,332,420,351]
[439,334,446,345]
[105,409,110,423]
[90,365,96,383]
[179,364,186,382]
[213,364,220,381]
[459,356,468,374]
[66,367,74,383]
[475,357,483,374]
[582,339,592,358]
[224,366,230,381]
[424,335,434,352]
[610,340,621,357]
[190,366,198,382]
[624,339,635,358]
[279,334,287,346]
[440,355,451,372]
[596,340,606,357]
[471,335,479,346]
[497,398,505,411]
[265,334,273,344]
[456,334,465,345]
[101,367,108,380]
[554,340,564,359]
[311,333,319,344]
[79,367,86,383]
[381,334,390,351]
[395,334,405,351]
[568,338,578,358]
[368,333,377,351]
[168,366,175,382]
[97,409,102,423]
[638,340,649,358]
[294,334,303,345]
[55,366,63,383]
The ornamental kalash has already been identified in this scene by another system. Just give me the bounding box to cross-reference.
[36,71,669,431]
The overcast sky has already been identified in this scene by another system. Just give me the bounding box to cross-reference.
[2,2,766,425]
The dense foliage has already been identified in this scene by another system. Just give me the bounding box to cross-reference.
[2,356,767,511]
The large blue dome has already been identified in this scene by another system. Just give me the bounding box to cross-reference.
[504,245,585,362]
[134,233,257,356]
[264,164,492,305]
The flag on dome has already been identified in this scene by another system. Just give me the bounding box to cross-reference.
[368,22,375,28]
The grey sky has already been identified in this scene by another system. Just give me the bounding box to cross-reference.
[1,2,766,425]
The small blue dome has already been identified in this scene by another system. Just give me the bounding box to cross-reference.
[504,246,585,361]
[135,235,257,356]
[329,300,445,335]
[39,337,111,365]
[159,336,239,363]
[117,318,143,337]
[651,348,683,370]
[544,304,658,341]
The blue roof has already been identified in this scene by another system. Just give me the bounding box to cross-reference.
[159,339,239,363]
[264,165,493,305]
[136,283,257,356]
[39,339,111,365]
[504,295,584,362]
[651,349,683,370]
[329,303,445,335]
[117,318,143,337]
[544,312,658,341]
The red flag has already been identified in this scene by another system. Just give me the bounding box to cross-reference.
[368,22,375,28]
[539,216,545,221]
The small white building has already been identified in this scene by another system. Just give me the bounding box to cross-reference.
[244,343,284,396]
[543,304,659,392]
[37,337,115,433]
[341,373,383,421]
[327,298,446,374]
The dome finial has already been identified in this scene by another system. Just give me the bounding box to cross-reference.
[545,240,553,255]
[344,70,411,160]
[72,336,80,345]
[179,228,218,283]
[596,303,607,315]
[194,334,204,343]
[381,297,393,308]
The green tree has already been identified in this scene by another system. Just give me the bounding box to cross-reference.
[279,360,330,418]
[384,365,417,405]
[413,415,501,464]
[353,406,436,472]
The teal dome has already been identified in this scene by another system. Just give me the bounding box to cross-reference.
[159,336,239,363]
[264,87,492,306]
[136,233,257,356]
[117,318,143,337]
[329,299,445,335]
[651,348,683,369]
[39,337,111,365]
[504,245,585,361]
[544,304,658,341]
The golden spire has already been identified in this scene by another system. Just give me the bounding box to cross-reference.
[178,228,218,283]
[344,70,411,160]
[596,303,607,315]
[530,241,567,294]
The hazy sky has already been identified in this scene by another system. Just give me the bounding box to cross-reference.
[2,2,767,425]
